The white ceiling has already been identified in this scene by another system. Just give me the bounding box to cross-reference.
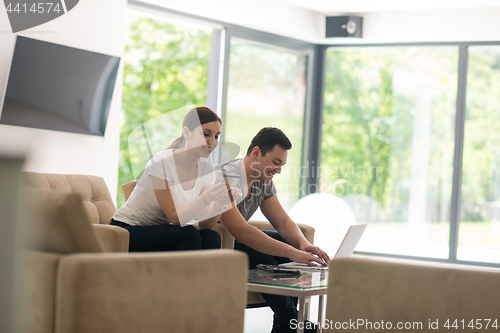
[278,0,500,14]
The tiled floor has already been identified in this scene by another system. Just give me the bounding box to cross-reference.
[244,307,274,333]
[243,296,321,333]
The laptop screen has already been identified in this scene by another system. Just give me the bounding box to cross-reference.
[333,224,368,258]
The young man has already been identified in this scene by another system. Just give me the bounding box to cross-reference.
[215,127,329,333]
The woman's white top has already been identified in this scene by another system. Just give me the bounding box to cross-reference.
[113,149,215,226]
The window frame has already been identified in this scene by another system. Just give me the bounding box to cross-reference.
[317,41,500,268]
[127,0,500,268]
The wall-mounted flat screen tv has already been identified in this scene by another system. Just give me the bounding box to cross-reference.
[0,36,120,136]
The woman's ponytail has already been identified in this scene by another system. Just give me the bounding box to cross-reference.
[166,135,185,149]
[165,106,221,150]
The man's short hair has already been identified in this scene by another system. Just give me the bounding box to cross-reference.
[246,127,292,157]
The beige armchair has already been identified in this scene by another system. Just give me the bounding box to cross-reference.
[325,258,500,332]
[24,172,129,252]
[20,189,248,333]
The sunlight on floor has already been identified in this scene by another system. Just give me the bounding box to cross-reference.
[244,296,321,333]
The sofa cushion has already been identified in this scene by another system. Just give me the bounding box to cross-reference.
[18,251,61,333]
[56,250,248,333]
[23,172,116,224]
[326,257,500,332]
[28,191,103,254]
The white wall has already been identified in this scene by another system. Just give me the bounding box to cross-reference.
[0,0,127,203]
[141,0,500,44]
[318,7,500,44]
[138,0,324,43]
[364,7,500,42]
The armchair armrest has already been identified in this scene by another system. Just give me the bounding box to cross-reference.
[191,222,234,249]
[20,251,62,333]
[297,223,315,244]
[325,258,500,332]
[212,223,235,249]
[56,250,248,333]
[248,220,315,244]
[92,224,129,253]
[247,220,276,231]
[121,180,137,201]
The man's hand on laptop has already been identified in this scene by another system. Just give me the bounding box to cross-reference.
[300,243,330,266]
[288,248,328,267]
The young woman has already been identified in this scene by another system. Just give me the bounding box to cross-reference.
[111,106,239,251]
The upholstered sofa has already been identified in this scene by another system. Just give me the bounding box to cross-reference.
[23,172,315,312]
[21,173,249,333]
[24,173,314,257]
[24,172,129,252]
[325,257,500,332]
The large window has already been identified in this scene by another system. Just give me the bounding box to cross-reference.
[223,38,308,211]
[458,45,500,264]
[321,46,458,258]
[118,11,212,207]
[320,44,500,266]
[119,4,499,267]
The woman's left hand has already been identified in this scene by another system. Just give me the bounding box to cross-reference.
[202,181,230,203]
[213,187,242,212]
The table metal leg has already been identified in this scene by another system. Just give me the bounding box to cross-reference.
[304,296,310,319]
[318,295,325,333]
[297,296,305,333]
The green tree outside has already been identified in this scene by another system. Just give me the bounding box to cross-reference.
[118,14,211,208]
[224,42,307,210]
[321,47,458,225]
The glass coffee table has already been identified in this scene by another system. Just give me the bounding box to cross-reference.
[247,269,328,333]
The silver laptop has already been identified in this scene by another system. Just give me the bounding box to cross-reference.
[280,224,367,271]
[333,223,367,258]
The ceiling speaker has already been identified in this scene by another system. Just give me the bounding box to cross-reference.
[326,16,363,38]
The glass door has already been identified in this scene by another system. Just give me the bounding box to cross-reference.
[223,37,309,213]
